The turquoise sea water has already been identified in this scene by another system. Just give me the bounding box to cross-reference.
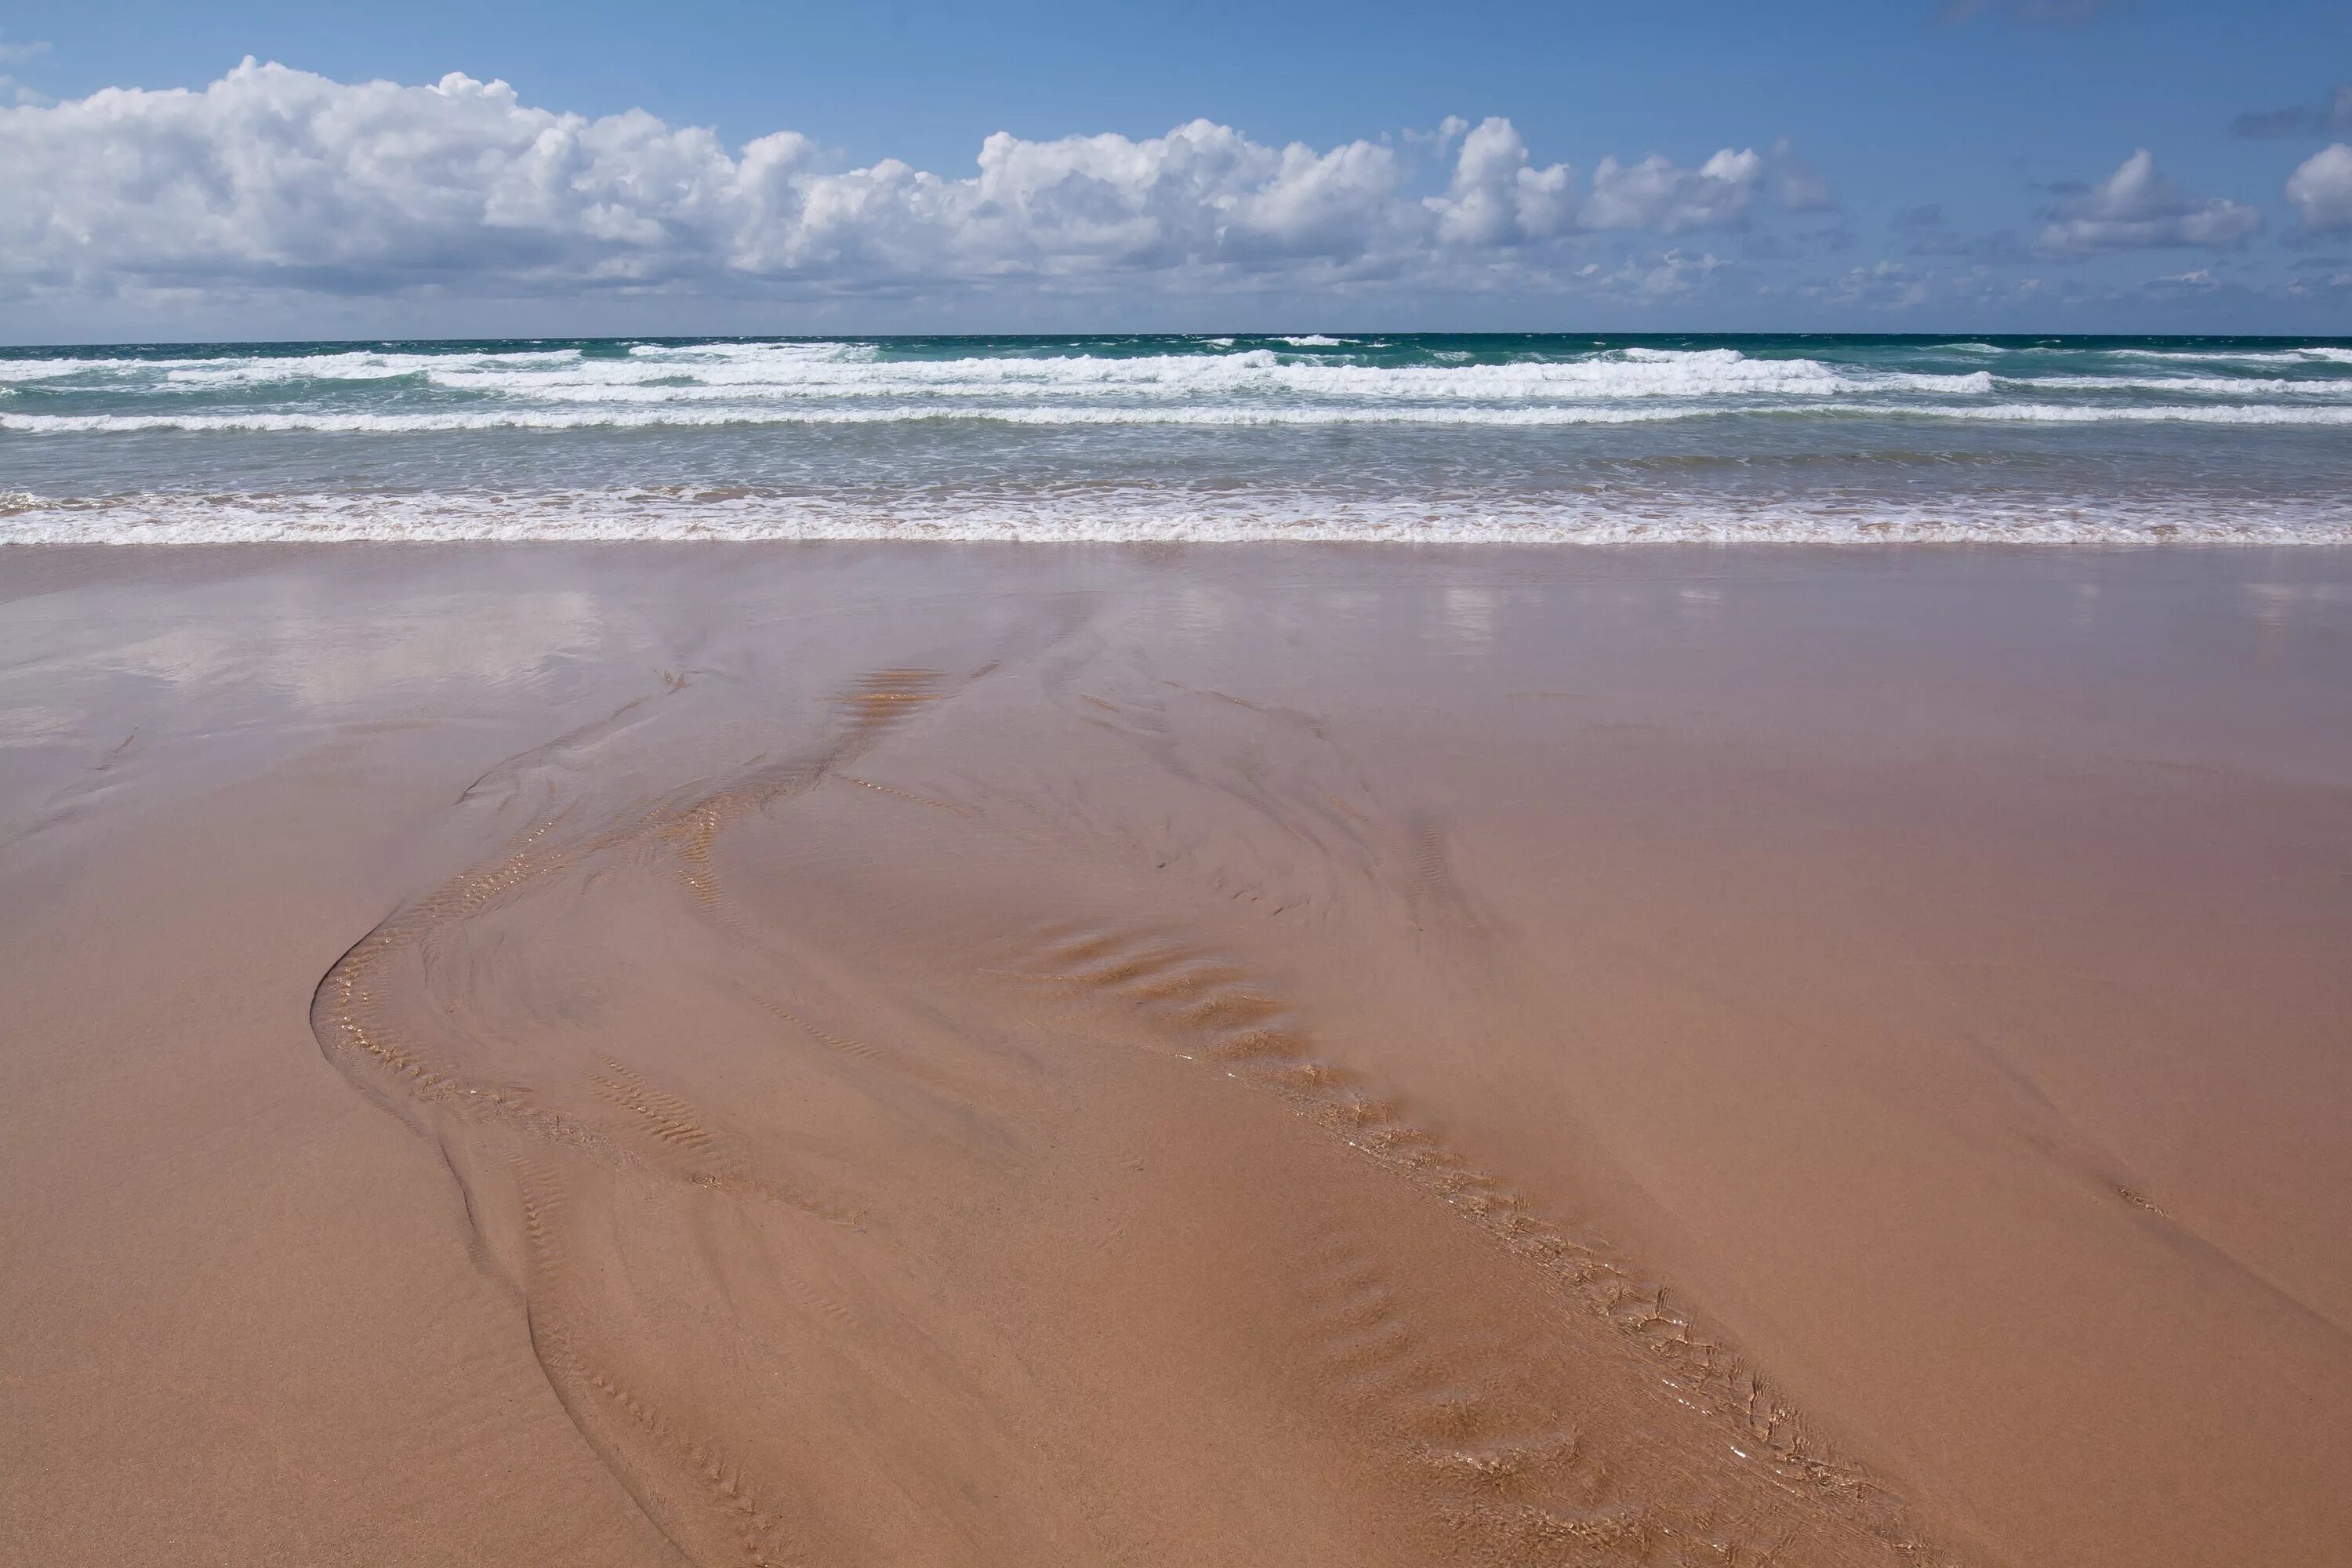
[5,333,2351,543]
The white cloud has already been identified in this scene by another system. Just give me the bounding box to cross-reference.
[0,60,1787,311]
[2035,149,2263,254]
[1583,148,1765,234]
[1422,117,1573,245]
[0,29,49,106]
[2285,143,2352,231]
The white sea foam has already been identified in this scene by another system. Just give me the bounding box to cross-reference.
[13,339,2345,428]
[2005,375,2350,395]
[410,346,1993,401]
[12,395,2351,434]
[5,486,2348,546]
[0,343,2007,403]
[1854,401,2352,424]
[6,339,2344,549]
[0,347,601,385]
[0,405,1719,432]
[2111,346,2352,366]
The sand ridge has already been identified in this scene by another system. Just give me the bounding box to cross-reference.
[303,633,1965,1566]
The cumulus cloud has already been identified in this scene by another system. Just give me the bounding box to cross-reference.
[1422,117,1573,245]
[2034,149,2262,254]
[0,60,1795,311]
[1584,148,1765,234]
[2286,143,2352,231]
[2232,84,2352,140]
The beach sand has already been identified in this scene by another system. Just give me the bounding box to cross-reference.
[4,544,2349,1567]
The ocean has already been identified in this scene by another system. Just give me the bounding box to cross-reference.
[5,333,2351,545]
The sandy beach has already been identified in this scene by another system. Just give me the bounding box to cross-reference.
[5,543,2350,1568]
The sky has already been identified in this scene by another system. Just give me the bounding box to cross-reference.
[2,0,2349,340]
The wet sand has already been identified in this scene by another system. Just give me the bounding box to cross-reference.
[4,544,2350,1568]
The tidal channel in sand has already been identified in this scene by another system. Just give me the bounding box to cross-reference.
[3,544,2349,1568]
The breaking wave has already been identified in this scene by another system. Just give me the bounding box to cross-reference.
[5,333,2349,546]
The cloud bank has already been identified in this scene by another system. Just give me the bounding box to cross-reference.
[2286,143,2352,232]
[2035,149,2262,254]
[5,59,2334,333]
[1,61,1794,310]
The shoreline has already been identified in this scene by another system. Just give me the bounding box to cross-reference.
[11,333,2352,553]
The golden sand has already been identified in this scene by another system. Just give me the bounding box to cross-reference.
[4,544,2349,1566]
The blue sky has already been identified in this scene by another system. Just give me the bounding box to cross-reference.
[3,1,2349,338]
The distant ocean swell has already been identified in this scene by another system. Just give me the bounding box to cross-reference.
[5,335,2350,544]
